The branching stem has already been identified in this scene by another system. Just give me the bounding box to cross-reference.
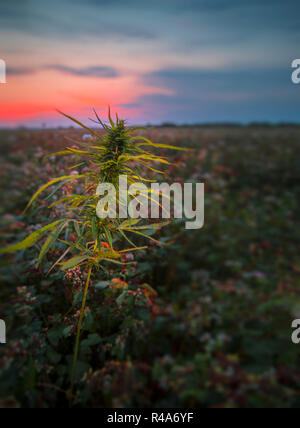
[70,265,93,404]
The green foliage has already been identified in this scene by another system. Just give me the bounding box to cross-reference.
[0,220,64,253]
[1,110,181,270]
[0,109,184,403]
[0,125,299,408]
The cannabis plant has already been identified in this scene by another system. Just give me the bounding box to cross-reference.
[0,109,185,401]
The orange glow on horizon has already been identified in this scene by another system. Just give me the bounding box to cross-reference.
[0,69,173,125]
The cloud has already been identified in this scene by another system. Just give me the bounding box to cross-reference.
[74,0,290,12]
[6,67,35,76]
[137,67,300,123]
[47,65,120,78]
[144,68,292,93]
[0,0,156,40]
[6,64,120,78]
[1,0,299,125]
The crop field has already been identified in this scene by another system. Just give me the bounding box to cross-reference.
[0,125,299,408]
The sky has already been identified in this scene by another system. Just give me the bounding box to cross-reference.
[0,0,299,127]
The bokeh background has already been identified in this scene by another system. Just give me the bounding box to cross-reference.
[0,0,299,408]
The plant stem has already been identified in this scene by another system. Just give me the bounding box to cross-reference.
[70,265,93,403]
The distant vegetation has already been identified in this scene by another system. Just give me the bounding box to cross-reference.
[0,125,299,408]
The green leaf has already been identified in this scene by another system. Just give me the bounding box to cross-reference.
[116,291,128,307]
[37,222,66,265]
[82,311,94,330]
[120,227,163,245]
[48,326,66,346]
[58,110,101,138]
[91,217,98,242]
[95,281,110,290]
[103,226,113,249]
[24,174,85,212]
[119,229,137,248]
[0,220,64,254]
[132,135,193,151]
[102,258,125,265]
[74,221,81,237]
[108,106,115,129]
[44,181,67,201]
[120,218,141,228]
[93,249,120,262]
[81,333,101,348]
[61,255,89,271]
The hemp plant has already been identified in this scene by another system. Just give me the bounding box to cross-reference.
[0,109,186,401]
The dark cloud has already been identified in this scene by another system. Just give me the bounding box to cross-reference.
[144,68,292,93]
[0,0,298,51]
[7,67,35,76]
[6,65,120,78]
[117,103,140,109]
[74,0,296,12]
[73,0,300,21]
[138,67,300,123]
[0,0,155,40]
[47,65,119,78]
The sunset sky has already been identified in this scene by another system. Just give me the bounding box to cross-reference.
[0,0,299,127]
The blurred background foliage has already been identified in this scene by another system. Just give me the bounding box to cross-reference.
[0,125,299,408]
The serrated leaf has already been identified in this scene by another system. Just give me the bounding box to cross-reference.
[58,110,101,138]
[95,281,110,290]
[93,249,120,262]
[103,226,113,249]
[46,150,74,158]
[91,217,98,242]
[132,135,193,151]
[120,218,141,228]
[61,255,89,271]
[74,221,81,237]
[0,220,64,254]
[24,174,85,212]
[37,222,66,265]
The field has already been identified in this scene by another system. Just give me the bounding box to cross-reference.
[0,125,299,408]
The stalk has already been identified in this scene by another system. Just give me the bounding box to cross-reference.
[1,110,186,406]
[70,265,93,403]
